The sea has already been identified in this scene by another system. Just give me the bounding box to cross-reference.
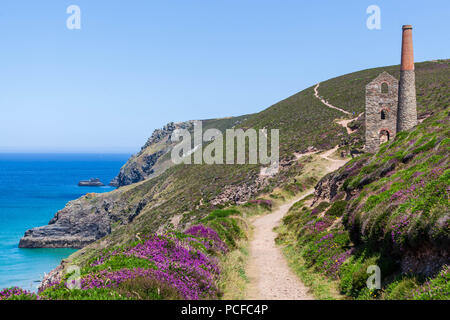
[0,153,130,292]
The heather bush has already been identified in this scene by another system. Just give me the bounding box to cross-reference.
[40,229,224,300]
[248,199,273,210]
[302,231,351,278]
[0,287,38,300]
[184,224,228,254]
[412,265,450,300]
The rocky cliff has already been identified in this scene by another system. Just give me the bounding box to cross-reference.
[19,191,141,248]
[109,121,195,187]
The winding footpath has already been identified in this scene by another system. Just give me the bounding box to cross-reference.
[245,84,359,300]
[314,83,363,134]
[246,191,314,300]
[314,83,351,115]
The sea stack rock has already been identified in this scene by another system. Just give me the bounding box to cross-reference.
[397,25,418,132]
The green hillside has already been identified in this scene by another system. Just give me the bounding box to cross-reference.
[4,59,448,300]
[277,64,449,299]
[58,59,450,288]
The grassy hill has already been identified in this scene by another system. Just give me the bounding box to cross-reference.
[5,59,448,300]
[276,60,449,299]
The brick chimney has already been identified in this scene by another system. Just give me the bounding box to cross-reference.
[397,25,418,132]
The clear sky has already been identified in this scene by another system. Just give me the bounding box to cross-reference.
[0,0,448,153]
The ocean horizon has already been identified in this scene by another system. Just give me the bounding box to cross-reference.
[0,153,130,292]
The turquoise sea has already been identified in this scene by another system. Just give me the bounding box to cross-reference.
[0,153,130,292]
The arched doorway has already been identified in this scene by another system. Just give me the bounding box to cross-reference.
[379,130,390,144]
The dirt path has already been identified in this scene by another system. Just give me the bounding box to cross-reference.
[336,118,356,134]
[246,191,315,300]
[245,86,357,300]
[247,150,351,300]
[318,145,348,171]
[246,153,348,300]
[314,83,364,135]
[314,83,351,115]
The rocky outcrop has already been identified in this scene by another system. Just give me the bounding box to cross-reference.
[139,121,194,152]
[313,156,399,205]
[110,121,195,187]
[109,150,165,187]
[19,192,140,248]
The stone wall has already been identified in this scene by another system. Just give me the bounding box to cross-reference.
[365,72,399,153]
[397,70,418,132]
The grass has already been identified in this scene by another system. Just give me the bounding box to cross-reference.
[219,241,250,300]
[281,233,343,300]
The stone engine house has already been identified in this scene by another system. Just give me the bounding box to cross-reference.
[365,72,399,153]
[365,25,417,153]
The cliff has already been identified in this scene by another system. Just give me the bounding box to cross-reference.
[19,191,139,248]
[109,121,194,187]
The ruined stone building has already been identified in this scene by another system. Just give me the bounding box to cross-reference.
[365,72,399,153]
[365,25,418,153]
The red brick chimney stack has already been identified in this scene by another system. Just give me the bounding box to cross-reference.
[397,25,417,132]
[401,25,414,71]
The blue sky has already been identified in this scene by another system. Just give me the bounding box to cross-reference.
[0,0,448,153]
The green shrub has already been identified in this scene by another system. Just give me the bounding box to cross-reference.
[201,208,241,222]
[116,276,183,300]
[339,254,378,298]
[384,277,419,300]
[40,287,127,300]
[312,201,330,215]
[326,200,347,217]
[83,254,156,275]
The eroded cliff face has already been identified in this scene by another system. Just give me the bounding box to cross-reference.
[19,191,141,248]
[109,121,195,187]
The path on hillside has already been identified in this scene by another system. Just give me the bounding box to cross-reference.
[246,191,315,300]
[319,145,349,171]
[247,150,351,300]
[314,83,364,135]
[246,85,357,300]
[314,83,351,115]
